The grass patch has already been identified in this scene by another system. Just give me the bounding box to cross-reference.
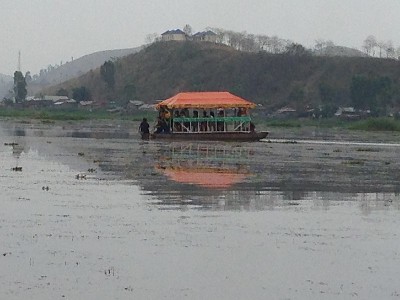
[257,117,354,129]
[348,118,400,131]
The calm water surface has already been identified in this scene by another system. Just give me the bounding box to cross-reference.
[1,120,400,299]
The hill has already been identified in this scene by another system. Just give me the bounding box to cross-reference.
[28,47,142,95]
[44,41,400,114]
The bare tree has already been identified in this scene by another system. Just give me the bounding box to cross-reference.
[145,33,160,44]
[236,31,247,50]
[314,39,326,52]
[256,35,270,51]
[183,24,193,36]
[195,27,297,54]
[242,33,258,52]
[325,40,335,47]
[376,40,387,58]
[225,30,240,49]
[362,35,377,56]
[269,36,281,53]
[384,40,395,59]
[208,27,226,43]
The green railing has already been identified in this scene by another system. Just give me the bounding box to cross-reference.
[172,116,251,122]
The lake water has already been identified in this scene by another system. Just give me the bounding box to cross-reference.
[1,120,400,299]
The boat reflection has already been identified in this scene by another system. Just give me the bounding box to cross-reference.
[155,142,252,189]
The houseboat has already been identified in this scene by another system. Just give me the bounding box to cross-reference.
[150,92,268,141]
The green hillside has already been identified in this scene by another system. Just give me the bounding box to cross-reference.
[44,41,400,115]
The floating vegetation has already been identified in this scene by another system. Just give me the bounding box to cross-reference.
[88,168,96,173]
[75,174,87,179]
[333,149,342,153]
[104,267,115,276]
[78,152,85,156]
[12,167,22,171]
[41,119,55,124]
[342,159,365,166]
[356,147,380,152]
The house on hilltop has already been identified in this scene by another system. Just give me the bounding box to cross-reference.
[161,29,218,43]
[161,29,187,41]
[192,31,217,43]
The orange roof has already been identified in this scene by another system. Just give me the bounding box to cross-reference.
[156,92,256,109]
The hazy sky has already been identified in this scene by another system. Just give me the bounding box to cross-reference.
[1,0,399,76]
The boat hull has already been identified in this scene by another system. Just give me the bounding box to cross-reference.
[150,131,268,141]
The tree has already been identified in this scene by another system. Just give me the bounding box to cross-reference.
[25,71,32,84]
[208,27,225,43]
[319,82,335,103]
[396,47,400,60]
[270,35,285,54]
[384,40,395,59]
[123,83,136,101]
[351,75,374,109]
[256,35,270,51]
[285,43,310,56]
[314,39,326,52]
[350,75,393,115]
[13,71,27,103]
[242,34,258,52]
[72,86,91,102]
[362,35,377,56]
[56,88,69,97]
[376,40,386,58]
[100,60,115,89]
[183,24,193,36]
[145,33,160,44]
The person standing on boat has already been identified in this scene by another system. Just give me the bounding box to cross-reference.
[192,110,199,132]
[200,110,208,131]
[217,109,225,131]
[139,118,150,139]
[209,111,216,131]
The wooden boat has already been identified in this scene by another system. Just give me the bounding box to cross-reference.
[150,91,268,141]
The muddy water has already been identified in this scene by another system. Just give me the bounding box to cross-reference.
[1,119,400,300]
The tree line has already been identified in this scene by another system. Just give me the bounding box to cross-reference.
[362,35,399,59]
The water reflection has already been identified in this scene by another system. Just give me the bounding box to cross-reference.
[155,143,252,189]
